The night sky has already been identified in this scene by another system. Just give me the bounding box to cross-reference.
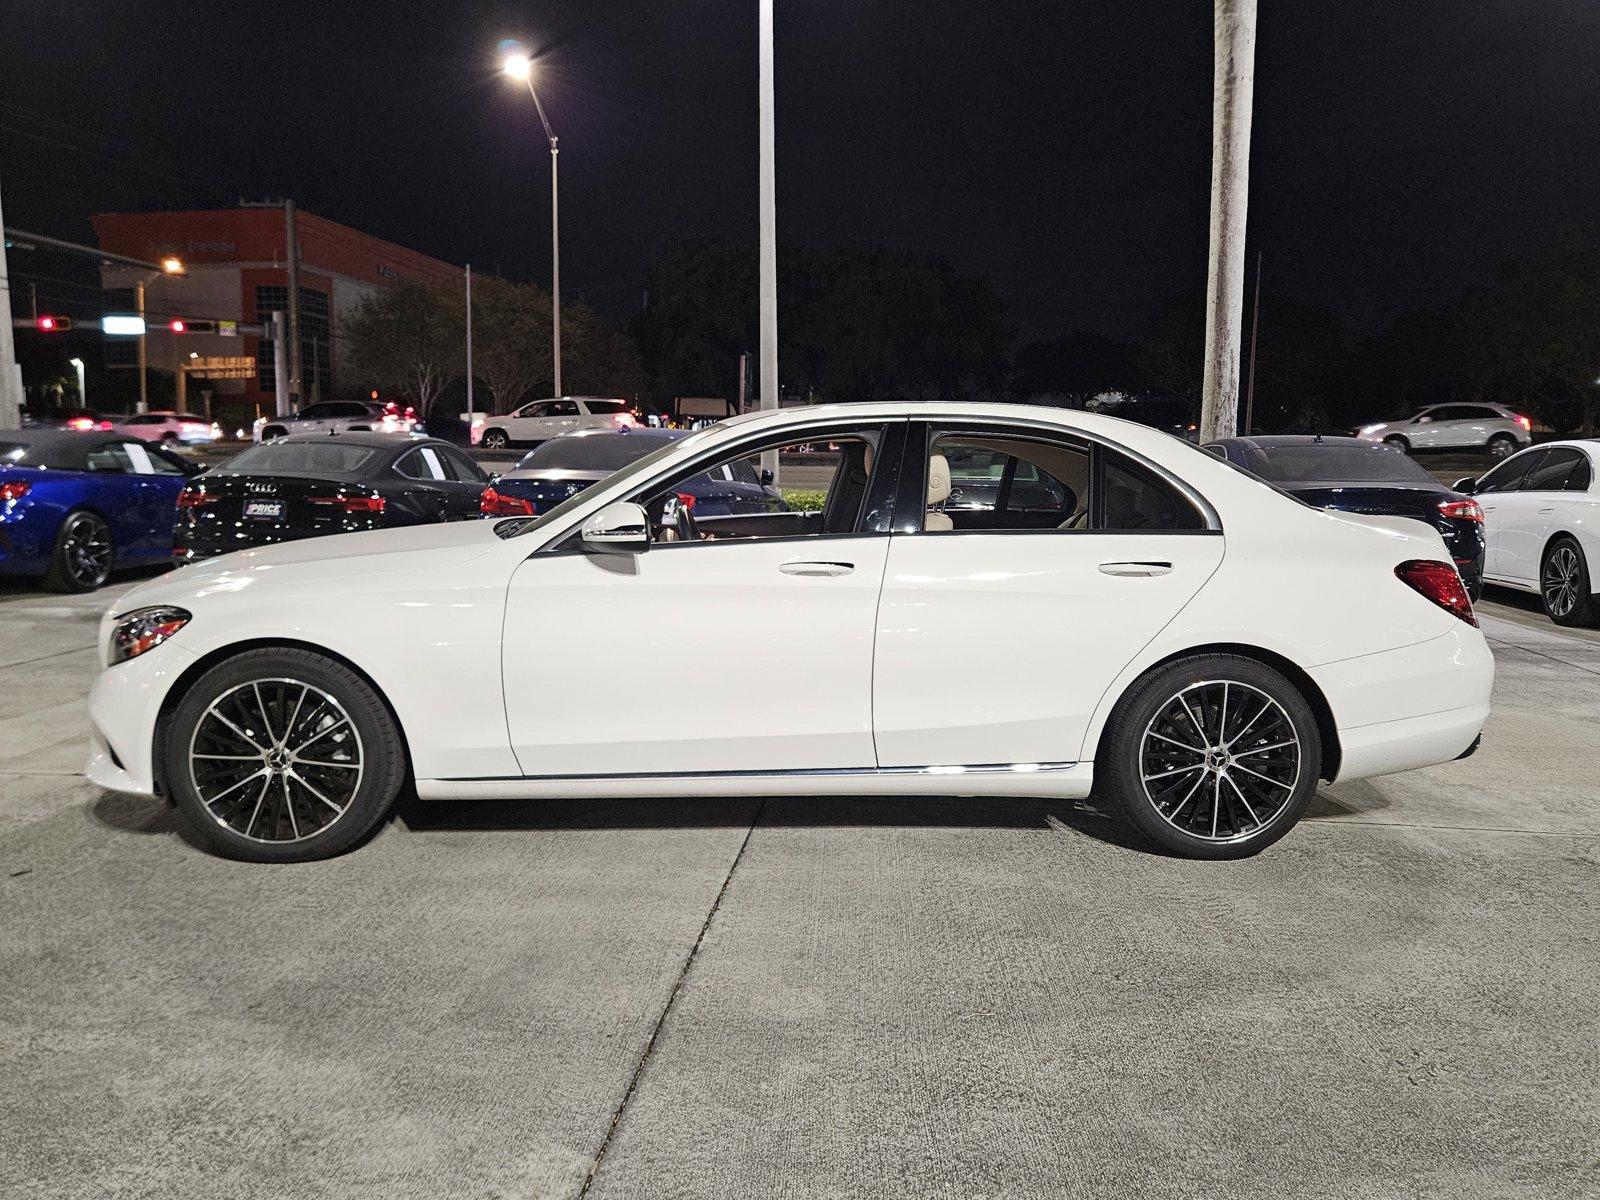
[5,1,1600,342]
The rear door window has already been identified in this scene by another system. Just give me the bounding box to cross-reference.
[1523,448,1584,492]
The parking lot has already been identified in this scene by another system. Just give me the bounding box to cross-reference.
[0,571,1595,1199]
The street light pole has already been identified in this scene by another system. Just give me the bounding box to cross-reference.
[0,173,23,428]
[135,278,149,414]
[505,54,562,398]
[757,0,780,483]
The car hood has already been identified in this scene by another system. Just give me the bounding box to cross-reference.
[111,519,506,614]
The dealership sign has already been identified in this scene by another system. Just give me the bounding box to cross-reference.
[186,355,256,380]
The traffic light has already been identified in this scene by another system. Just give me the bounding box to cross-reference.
[10,315,72,331]
[167,318,217,334]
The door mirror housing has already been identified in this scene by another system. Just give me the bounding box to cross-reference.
[1451,476,1478,494]
[581,501,651,553]
[759,468,775,486]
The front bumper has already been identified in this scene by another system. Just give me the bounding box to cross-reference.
[85,641,199,797]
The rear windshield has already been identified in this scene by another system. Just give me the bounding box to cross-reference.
[1249,444,1438,486]
[517,433,669,472]
[582,399,630,414]
[218,442,383,477]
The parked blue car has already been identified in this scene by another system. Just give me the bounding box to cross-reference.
[0,429,202,592]
[481,427,788,517]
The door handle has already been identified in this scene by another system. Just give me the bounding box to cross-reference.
[1099,560,1173,577]
[1537,507,1555,514]
[780,560,855,577]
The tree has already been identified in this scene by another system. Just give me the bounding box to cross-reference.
[468,276,552,414]
[344,279,463,414]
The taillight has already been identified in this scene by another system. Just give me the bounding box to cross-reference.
[1438,498,1484,523]
[1515,415,1532,432]
[0,480,30,502]
[675,491,696,511]
[480,487,535,516]
[309,494,386,514]
[176,489,219,509]
[1395,559,1477,626]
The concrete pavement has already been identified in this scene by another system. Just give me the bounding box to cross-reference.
[0,577,1596,1198]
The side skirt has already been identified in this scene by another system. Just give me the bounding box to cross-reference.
[416,761,1094,802]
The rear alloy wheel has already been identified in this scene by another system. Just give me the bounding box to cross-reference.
[1541,536,1597,627]
[1487,434,1517,461]
[43,511,114,592]
[1100,654,1322,859]
[480,428,510,450]
[1383,434,1410,453]
[165,649,408,862]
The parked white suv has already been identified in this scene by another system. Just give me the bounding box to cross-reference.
[470,397,635,449]
[1354,403,1532,460]
[253,400,416,443]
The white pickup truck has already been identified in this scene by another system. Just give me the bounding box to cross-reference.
[468,398,635,449]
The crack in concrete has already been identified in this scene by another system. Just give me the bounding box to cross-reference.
[576,797,767,1198]
[0,644,96,673]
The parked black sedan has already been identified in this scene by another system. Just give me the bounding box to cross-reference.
[173,433,490,563]
[1205,434,1486,597]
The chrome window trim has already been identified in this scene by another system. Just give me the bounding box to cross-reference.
[440,760,1079,783]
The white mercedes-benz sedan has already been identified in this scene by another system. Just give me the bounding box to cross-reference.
[86,403,1494,863]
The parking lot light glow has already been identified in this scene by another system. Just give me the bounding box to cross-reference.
[503,52,532,81]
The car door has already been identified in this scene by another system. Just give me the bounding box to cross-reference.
[434,445,493,518]
[83,441,162,560]
[499,421,902,776]
[1474,448,1542,578]
[1497,448,1584,585]
[872,424,1225,769]
[1406,406,1447,449]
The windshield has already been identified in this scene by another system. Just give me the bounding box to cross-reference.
[218,442,383,477]
[517,432,672,473]
[1250,443,1438,485]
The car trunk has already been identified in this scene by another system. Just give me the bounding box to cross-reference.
[176,473,388,560]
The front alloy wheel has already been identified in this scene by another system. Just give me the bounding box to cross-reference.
[165,649,408,862]
[480,428,510,450]
[1101,654,1322,859]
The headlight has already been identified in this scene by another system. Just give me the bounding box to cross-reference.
[109,606,191,665]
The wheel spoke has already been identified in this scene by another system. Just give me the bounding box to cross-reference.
[1147,731,1206,755]
[205,706,265,753]
[1166,768,1208,820]
[1143,763,1206,784]
[1222,772,1262,827]
[200,766,270,808]
[290,770,346,815]
[1177,694,1211,747]
[252,682,276,745]
[1230,761,1295,790]
[1233,739,1295,758]
[242,774,271,837]
[1224,700,1273,749]
[294,758,359,770]
[281,775,299,839]
[292,715,349,756]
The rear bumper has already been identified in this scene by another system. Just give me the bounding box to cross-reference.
[1310,623,1494,783]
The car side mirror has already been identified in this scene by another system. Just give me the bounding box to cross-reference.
[185,461,209,476]
[581,501,651,553]
[760,468,775,486]
[1451,476,1477,494]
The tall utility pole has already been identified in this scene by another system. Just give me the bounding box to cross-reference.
[0,174,23,428]
[1200,0,1257,442]
[1244,249,1262,435]
[135,278,149,413]
[465,264,475,424]
[284,199,303,409]
[757,0,780,482]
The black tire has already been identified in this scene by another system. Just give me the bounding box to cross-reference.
[261,425,288,441]
[42,510,114,592]
[480,428,511,450]
[161,430,180,442]
[1383,434,1410,453]
[1487,433,1517,461]
[163,648,409,863]
[1540,535,1597,627]
[1098,654,1322,860]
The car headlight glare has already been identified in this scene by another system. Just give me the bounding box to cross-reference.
[109,606,191,665]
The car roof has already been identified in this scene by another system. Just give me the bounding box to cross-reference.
[267,431,436,451]
[0,428,132,470]
[1208,435,1375,450]
[551,426,684,443]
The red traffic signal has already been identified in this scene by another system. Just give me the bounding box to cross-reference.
[35,315,71,331]
[168,319,186,333]
[167,318,217,334]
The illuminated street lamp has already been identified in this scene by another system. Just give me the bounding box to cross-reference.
[159,256,186,276]
[503,48,562,397]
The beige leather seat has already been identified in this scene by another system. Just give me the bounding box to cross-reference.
[925,453,953,531]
